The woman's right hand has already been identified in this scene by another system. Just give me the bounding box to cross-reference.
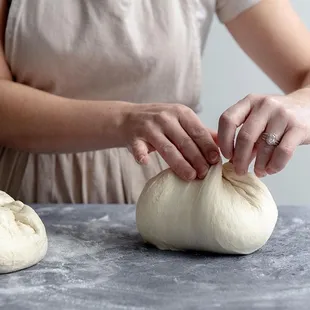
[124,103,220,181]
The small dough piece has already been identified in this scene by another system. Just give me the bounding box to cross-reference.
[136,161,278,255]
[0,190,15,206]
[0,191,48,273]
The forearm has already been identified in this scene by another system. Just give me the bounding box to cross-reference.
[0,80,130,153]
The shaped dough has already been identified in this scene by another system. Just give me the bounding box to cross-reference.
[0,191,48,273]
[136,161,278,255]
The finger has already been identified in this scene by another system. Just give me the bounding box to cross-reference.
[208,128,219,145]
[250,145,258,164]
[254,117,287,177]
[231,145,257,165]
[266,128,302,174]
[233,111,268,175]
[149,134,196,180]
[179,111,220,166]
[218,95,258,159]
[130,139,155,165]
[165,120,209,179]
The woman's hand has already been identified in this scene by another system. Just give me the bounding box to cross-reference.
[218,93,310,177]
[124,103,220,181]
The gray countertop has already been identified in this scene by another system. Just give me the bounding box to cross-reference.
[0,204,310,310]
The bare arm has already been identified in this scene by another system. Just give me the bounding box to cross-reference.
[0,1,130,153]
[217,0,310,177]
[0,81,131,153]
[226,0,310,94]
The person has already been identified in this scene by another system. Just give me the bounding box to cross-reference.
[0,0,309,204]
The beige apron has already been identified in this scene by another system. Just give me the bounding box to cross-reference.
[1,0,259,204]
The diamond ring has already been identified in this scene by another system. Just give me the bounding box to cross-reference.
[261,132,280,146]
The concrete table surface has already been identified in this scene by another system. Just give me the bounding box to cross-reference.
[0,204,310,310]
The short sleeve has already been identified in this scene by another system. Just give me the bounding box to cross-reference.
[216,0,261,23]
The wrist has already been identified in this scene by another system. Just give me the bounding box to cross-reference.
[287,71,310,103]
[103,100,136,148]
[118,102,152,144]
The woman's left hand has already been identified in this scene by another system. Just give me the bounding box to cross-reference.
[217,93,310,177]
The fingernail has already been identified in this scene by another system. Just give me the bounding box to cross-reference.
[136,155,146,165]
[257,172,267,178]
[198,166,209,179]
[209,151,219,163]
[185,170,196,180]
[255,169,266,178]
[266,168,275,175]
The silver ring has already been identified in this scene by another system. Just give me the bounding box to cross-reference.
[261,132,280,146]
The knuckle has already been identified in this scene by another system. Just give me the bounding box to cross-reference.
[245,93,258,102]
[190,126,207,140]
[156,110,171,124]
[276,107,289,119]
[178,136,193,150]
[261,98,272,108]
[174,103,190,114]
[238,130,254,143]
[219,112,233,126]
[261,96,279,109]
[158,143,175,155]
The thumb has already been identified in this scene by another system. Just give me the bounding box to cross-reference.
[129,139,155,165]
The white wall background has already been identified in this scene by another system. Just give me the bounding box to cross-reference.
[199,0,310,206]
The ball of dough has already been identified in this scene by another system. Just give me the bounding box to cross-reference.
[0,191,48,273]
[136,162,278,255]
